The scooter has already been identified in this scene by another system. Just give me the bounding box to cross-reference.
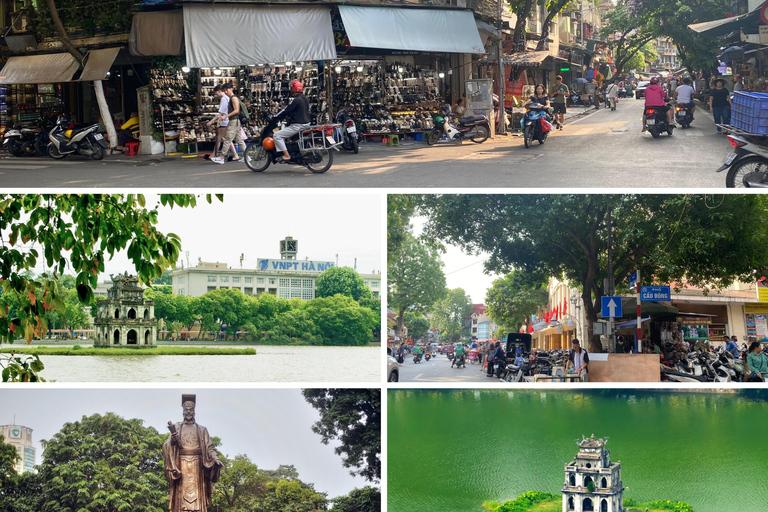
[716,126,768,188]
[47,116,107,160]
[427,107,490,145]
[452,354,466,368]
[3,124,37,157]
[674,103,693,129]
[521,103,553,148]
[244,116,335,174]
[335,109,359,154]
[644,105,674,139]
[413,353,423,364]
[424,353,432,361]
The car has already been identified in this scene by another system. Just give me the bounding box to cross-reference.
[635,81,650,99]
[387,356,400,382]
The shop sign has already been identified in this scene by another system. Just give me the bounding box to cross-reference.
[640,285,671,301]
[760,25,768,45]
[256,259,335,272]
[676,316,712,325]
[745,303,768,314]
[758,279,768,302]
[137,85,153,138]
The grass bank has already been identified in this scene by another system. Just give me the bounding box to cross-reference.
[482,492,695,512]
[0,346,256,356]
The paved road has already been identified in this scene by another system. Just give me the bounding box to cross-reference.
[0,100,731,188]
[398,353,497,383]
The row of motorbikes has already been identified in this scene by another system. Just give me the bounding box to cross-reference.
[3,115,107,160]
[660,345,751,382]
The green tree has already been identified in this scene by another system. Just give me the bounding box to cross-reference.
[315,267,372,301]
[431,288,473,342]
[0,193,220,381]
[301,295,377,346]
[0,437,18,487]
[404,312,431,340]
[263,309,322,345]
[623,42,659,73]
[387,194,421,261]
[38,412,167,512]
[387,232,446,337]
[602,3,657,75]
[330,486,380,512]
[485,271,550,331]
[302,389,381,483]
[259,478,327,512]
[212,454,266,512]
[0,471,44,512]
[420,194,768,353]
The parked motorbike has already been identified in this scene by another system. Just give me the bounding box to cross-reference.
[521,103,553,148]
[48,116,107,160]
[566,91,589,107]
[716,128,768,188]
[3,124,37,157]
[244,116,335,173]
[644,105,674,138]
[427,107,490,145]
[335,109,359,154]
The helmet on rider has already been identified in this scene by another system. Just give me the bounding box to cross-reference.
[290,80,304,93]
[650,77,660,85]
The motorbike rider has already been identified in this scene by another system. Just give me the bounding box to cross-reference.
[413,343,423,361]
[642,76,675,132]
[487,341,506,377]
[453,342,466,366]
[674,77,695,119]
[273,80,310,162]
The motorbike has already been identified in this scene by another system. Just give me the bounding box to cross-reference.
[427,107,490,145]
[3,124,37,157]
[566,91,588,107]
[424,353,432,361]
[334,109,359,154]
[413,353,423,364]
[452,353,466,368]
[618,87,627,99]
[715,126,768,188]
[644,105,674,139]
[48,116,107,160]
[521,103,553,148]
[244,116,335,174]
[674,103,694,129]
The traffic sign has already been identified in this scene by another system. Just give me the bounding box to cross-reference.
[640,285,671,301]
[628,271,638,289]
[601,296,623,318]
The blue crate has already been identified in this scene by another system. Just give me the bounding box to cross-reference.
[731,91,768,134]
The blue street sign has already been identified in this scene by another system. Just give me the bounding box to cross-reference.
[628,271,638,289]
[641,285,671,302]
[601,296,623,318]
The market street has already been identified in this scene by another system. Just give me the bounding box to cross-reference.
[0,100,731,189]
[397,355,496,383]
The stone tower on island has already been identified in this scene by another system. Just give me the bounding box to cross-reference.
[93,272,157,347]
[562,434,624,512]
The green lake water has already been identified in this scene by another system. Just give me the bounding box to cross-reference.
[388,390,768,512]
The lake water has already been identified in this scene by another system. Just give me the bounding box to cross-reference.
[34,345,380,382]
[388,390,768,512]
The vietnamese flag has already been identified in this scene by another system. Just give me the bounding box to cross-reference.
[563,297,567,315]
[528,323,534,333]
[554,306,559,321]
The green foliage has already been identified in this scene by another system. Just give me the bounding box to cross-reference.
[330,486,380,512]
[301,295,377,346]
[0,346,256,356]
[431,288,473,343]
[485,271,549,331]
[303,389,381,483]
[35,0,134,38]
[602,3,657,75]
[0,471,44,512]
[586,480,595,493]
[0,438,18,487]
[623,42,659,73]
[387,194,422,260]
[404,313,431,340]
[212,454,267,512]
[263,309,322,345]
[494,491,558,512]
[38,412,167,512]
[315,267,372,301]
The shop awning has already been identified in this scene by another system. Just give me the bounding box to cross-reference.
[688,9,759,37]
[503,51,551,67]
[79,48,120,82]
[476,19,501,41]
[130,10,183,57]
[0,53,80,85]
[615,317,651,330]
[338,6,485,54]
[183,4,336,68]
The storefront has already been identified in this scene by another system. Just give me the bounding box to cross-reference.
[744,303,768,342]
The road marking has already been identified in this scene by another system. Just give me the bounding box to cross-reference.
[0,164,52,169]
[684,129,704,137]
[190,168,252,176]
[415,374,422,379]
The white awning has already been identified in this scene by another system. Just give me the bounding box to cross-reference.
[183,4,336,68]
[0,53,80,85]
[338,6,486,54]
[79,47,120,82]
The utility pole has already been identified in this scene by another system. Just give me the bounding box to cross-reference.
[497,0,506,134]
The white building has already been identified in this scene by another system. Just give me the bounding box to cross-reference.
[170,237,381,300]
[562,435,624,512]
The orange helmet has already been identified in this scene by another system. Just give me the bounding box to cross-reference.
[290,80,304,93]
[262,137,275,151]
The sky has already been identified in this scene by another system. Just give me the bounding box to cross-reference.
[28,192,382,279]
[412,216,499,304]
[0,388,373,498]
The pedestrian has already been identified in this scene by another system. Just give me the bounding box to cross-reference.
[549,75,568,130]
[564,339,589,382]
[669,75,678,96]
[746,342,768,381]
[733,74,744,92]
[211,83,246,164]
[709,78,732,134]
[206,84,229,159]
[487,341,506,378]
[725,336,740,359]
[606,80,619,110]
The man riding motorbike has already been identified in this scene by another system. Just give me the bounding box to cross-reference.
[642,76,675,132]
[453,342,466,367]
[674,77,695,119]
[273,80,310,162]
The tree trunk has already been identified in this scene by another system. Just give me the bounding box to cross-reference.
[45,0,118,149]
[512,0,533,53]
[535,11,558,51]
[397,309,405,338]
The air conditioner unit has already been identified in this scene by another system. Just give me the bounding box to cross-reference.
[11,11,30,33]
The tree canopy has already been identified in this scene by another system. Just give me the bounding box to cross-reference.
[431,288,473,343]
[419,194,768,352]
[485,271,550,332]
[315,267,372,302]
[302,389,381,483]
[329,486,380,512]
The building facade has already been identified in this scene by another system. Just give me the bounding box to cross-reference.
[467,304,497,340]
[562,435,624,512]
[93,273,157,347]
[0,424,35,473]
[170,237,381,300]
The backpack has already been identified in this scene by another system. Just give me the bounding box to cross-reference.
[236,97,249,124]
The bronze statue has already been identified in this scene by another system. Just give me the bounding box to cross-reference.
[162,395,224,512]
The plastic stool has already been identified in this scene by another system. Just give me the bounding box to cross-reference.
[387,134,400,146]
[124,142,140,156]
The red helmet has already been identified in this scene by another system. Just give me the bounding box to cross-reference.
[290,80,304,93]
[650,77,660,85]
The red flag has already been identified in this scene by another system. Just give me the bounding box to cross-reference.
[528,323,534,333]
[554,306,559,321]
[563,297,567,316]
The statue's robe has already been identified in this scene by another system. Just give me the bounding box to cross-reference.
[162,422,221,512]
